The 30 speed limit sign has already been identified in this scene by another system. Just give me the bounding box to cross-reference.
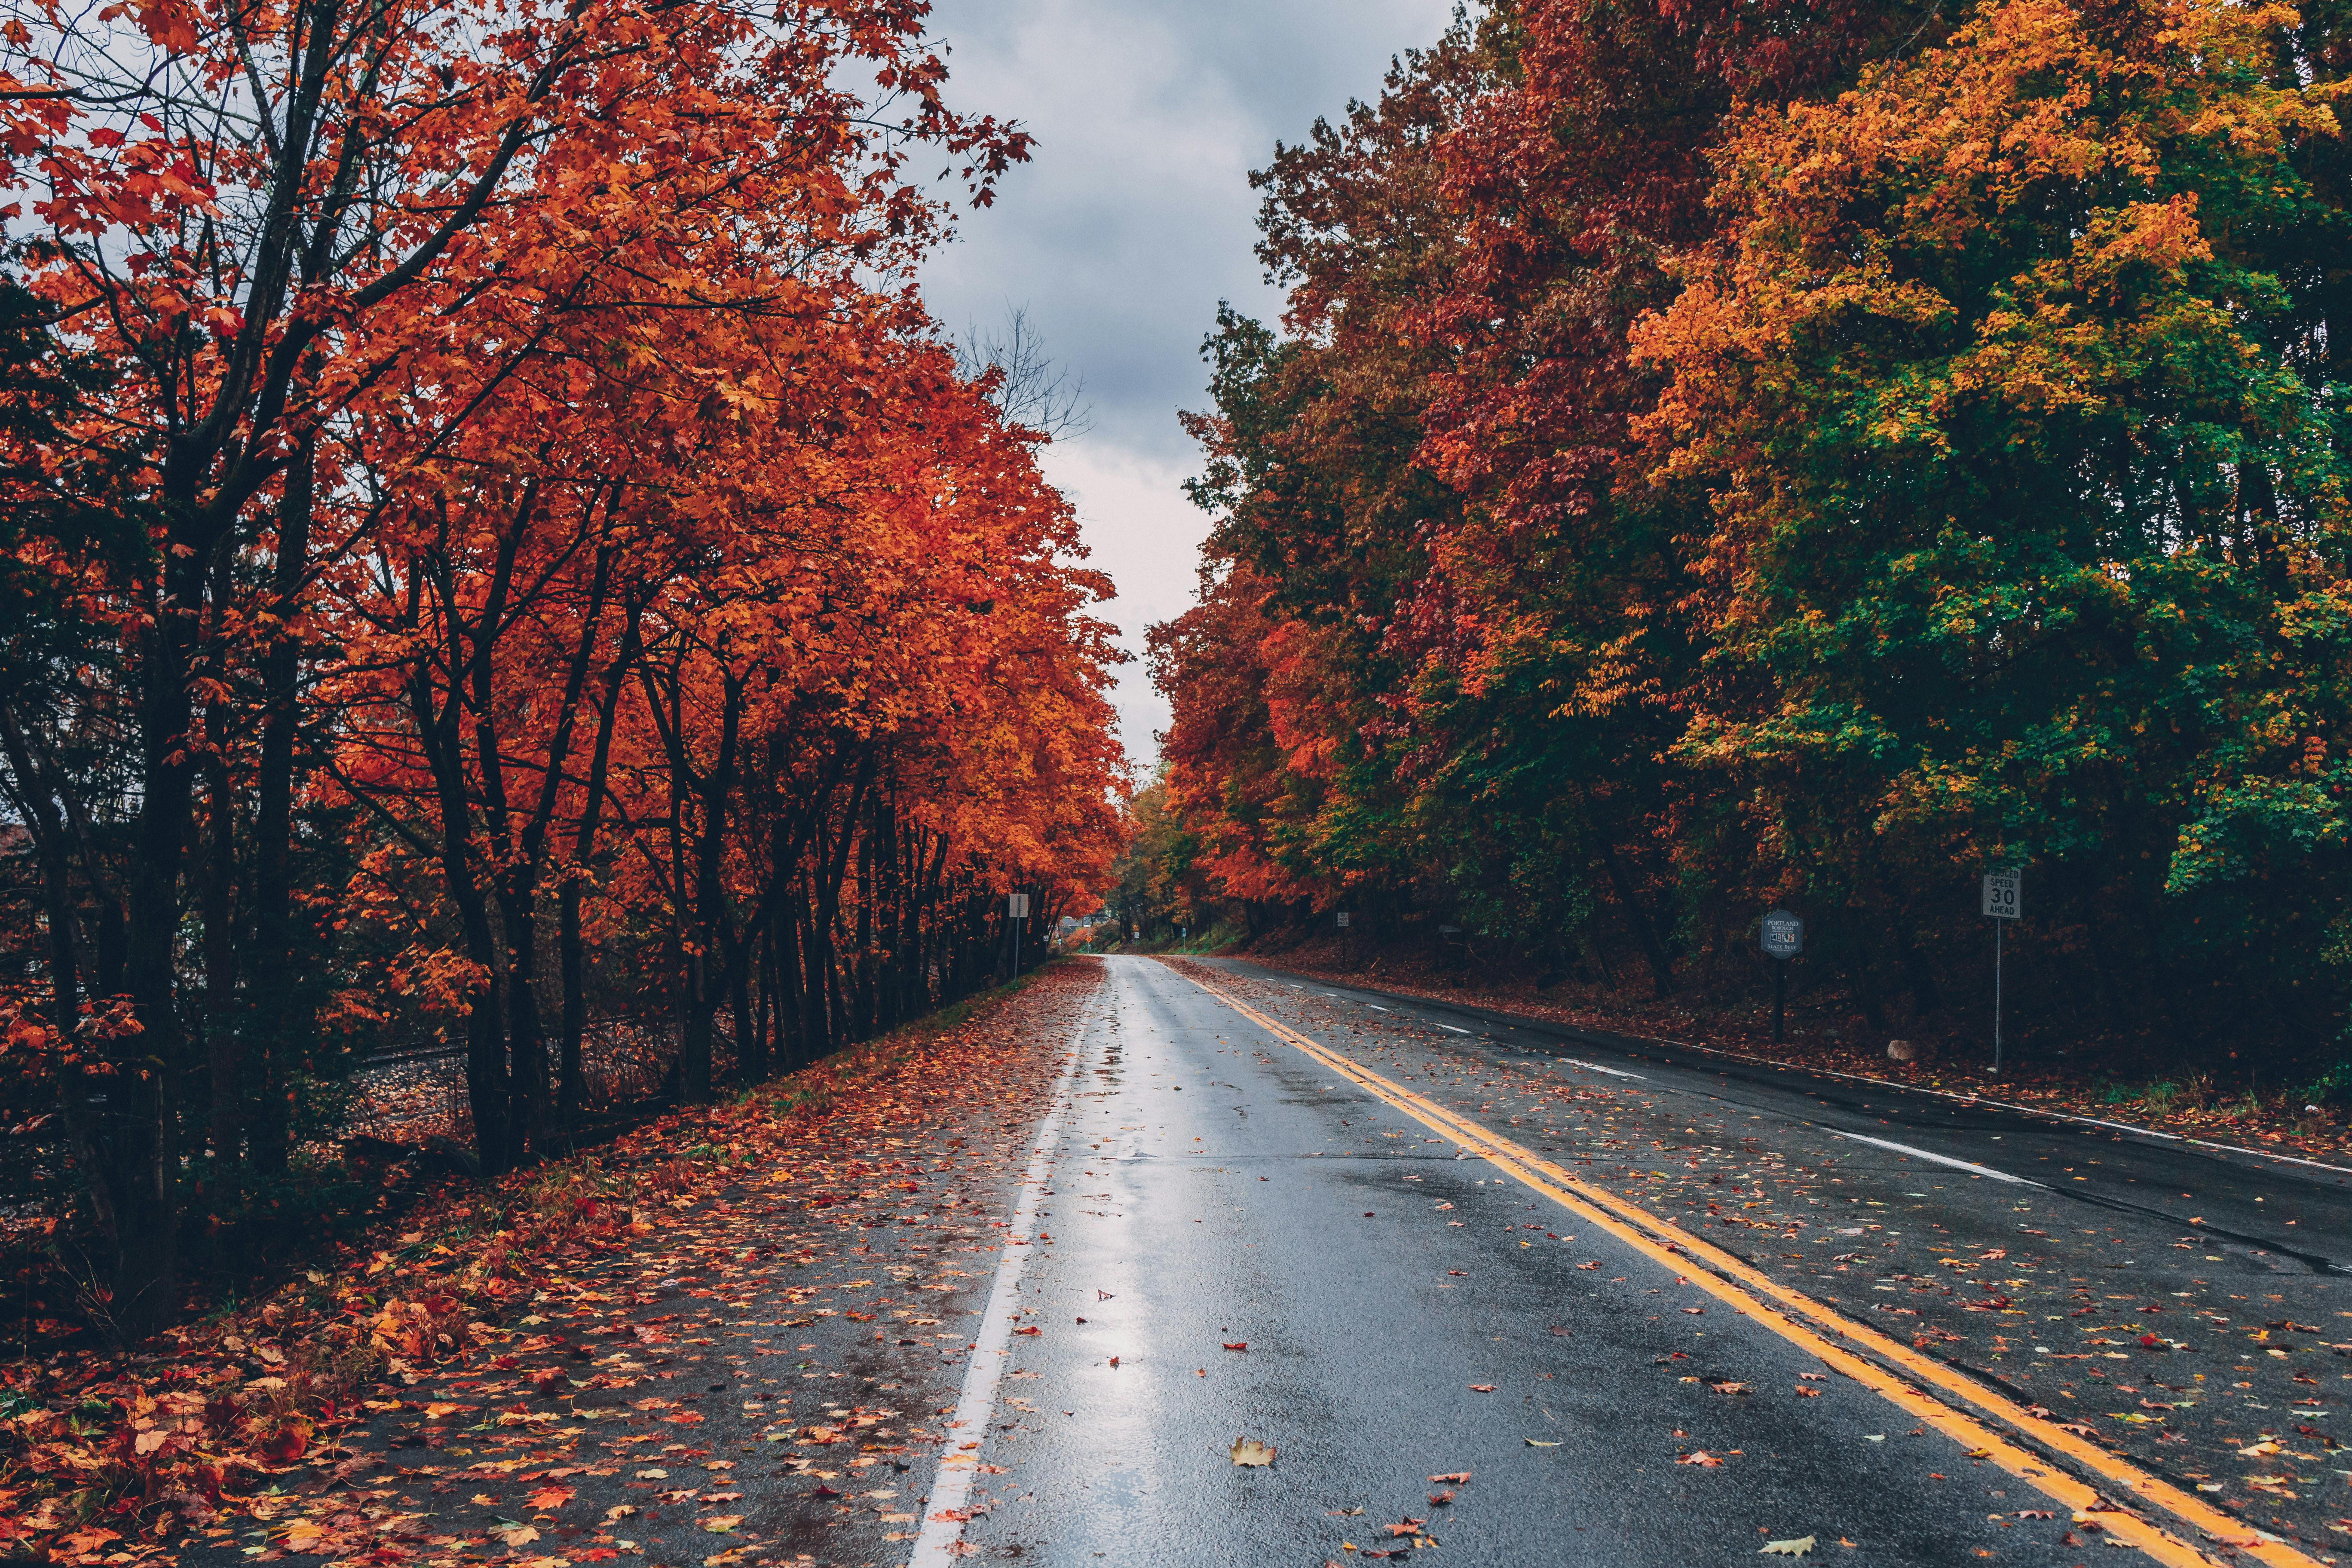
[1981,872,2021,921]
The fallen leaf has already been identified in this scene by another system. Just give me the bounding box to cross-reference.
[1230,1437,1276,1467]
[1525,1439,1561,1448]
[1223,1342,1247,1352]
[1678,1452,1725,1467]
[701,1516,742,1534]
[1427,1491,1455,1506]
[527,1486,573,1510]
[1429,1473,1471,1484]
[1468,1384,1496,1393]
[1760,1537,1816,1557]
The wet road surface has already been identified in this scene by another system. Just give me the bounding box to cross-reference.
[916,956,2350,1567]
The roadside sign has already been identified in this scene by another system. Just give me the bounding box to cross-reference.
[1008,892,1031,919]
[1981,871,2021,1075]
[1335,912,1351,928]
[1759,909,1803,959]
[1981,872,2020,920]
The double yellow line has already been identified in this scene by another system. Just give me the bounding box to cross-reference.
[1170,965,2322,1568]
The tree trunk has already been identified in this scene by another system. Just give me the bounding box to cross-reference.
[1602,843,1675,997]
[853,805,875,1038]
[245,439,313,1178]
[114,536,208,1335]
[559,597,641,1123]
[497,887,550,1158]
[680,947,713,1102]
[0,714,119,1294]
[730,947,757,1083]
[202,752,239,1163]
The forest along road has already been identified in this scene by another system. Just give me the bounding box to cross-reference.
[918,954,2352,1568]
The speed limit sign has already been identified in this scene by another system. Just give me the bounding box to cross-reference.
[1981,872,2021,920]
[1981,870,2021,1075]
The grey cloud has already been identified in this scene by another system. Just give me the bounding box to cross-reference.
[921,0,1453,461]
[914,0,1457,764]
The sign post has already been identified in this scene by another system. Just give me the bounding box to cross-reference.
[1759,910,1803,1044]
[1335,910,1351,965]
[1008,891,1031,976]
[1981,872,2021,1074]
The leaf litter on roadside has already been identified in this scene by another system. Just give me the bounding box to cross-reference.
[0,964,1104,1567]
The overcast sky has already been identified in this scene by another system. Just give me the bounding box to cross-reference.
[914,0,1458,774]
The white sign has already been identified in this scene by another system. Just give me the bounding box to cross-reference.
[1981,872,2021,921]
[1335,912,1351,928]
[1008,892,1031,919]
[1760,909,1803,958]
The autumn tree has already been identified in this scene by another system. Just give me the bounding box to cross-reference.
[1633,0,2352,1047]
[1160,0,2352,1086]
[0,0,1099,1332]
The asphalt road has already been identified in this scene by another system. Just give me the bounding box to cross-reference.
[921,955,2351,1567]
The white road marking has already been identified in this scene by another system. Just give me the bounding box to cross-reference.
[908,1003,1095,1565]
[1438,1023,1472,1035]
[1367,1004,1390,1012]
[1241,961,2352,1177]
[1831,1131,2041,1186]
[1564,1058,1646,1081]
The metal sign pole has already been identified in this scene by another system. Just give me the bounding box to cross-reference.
[1758,909,1802,1047]
[1993,918,2003,1077]
[1979,871,2019,1076]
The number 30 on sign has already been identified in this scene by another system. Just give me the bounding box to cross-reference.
[1981,872,2021,920]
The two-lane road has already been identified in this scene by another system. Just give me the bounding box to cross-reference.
[906,956,2350,1566]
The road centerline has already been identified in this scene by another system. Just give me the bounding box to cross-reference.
[1164,959,2326,1568]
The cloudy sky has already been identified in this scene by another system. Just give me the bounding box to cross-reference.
[914,0,1458,772]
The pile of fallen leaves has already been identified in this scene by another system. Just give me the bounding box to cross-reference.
[1237,940,2352,1164]
[0,962,1092,1565]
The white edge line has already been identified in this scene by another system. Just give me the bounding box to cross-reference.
[906,1005,1094,1566]
[1437,1023,1472,1035]
[1831,1130,2041,1187]
[1564,1058,1646,1081]
[1366,1004,1390,1011]
[1253,968,2352,1179]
